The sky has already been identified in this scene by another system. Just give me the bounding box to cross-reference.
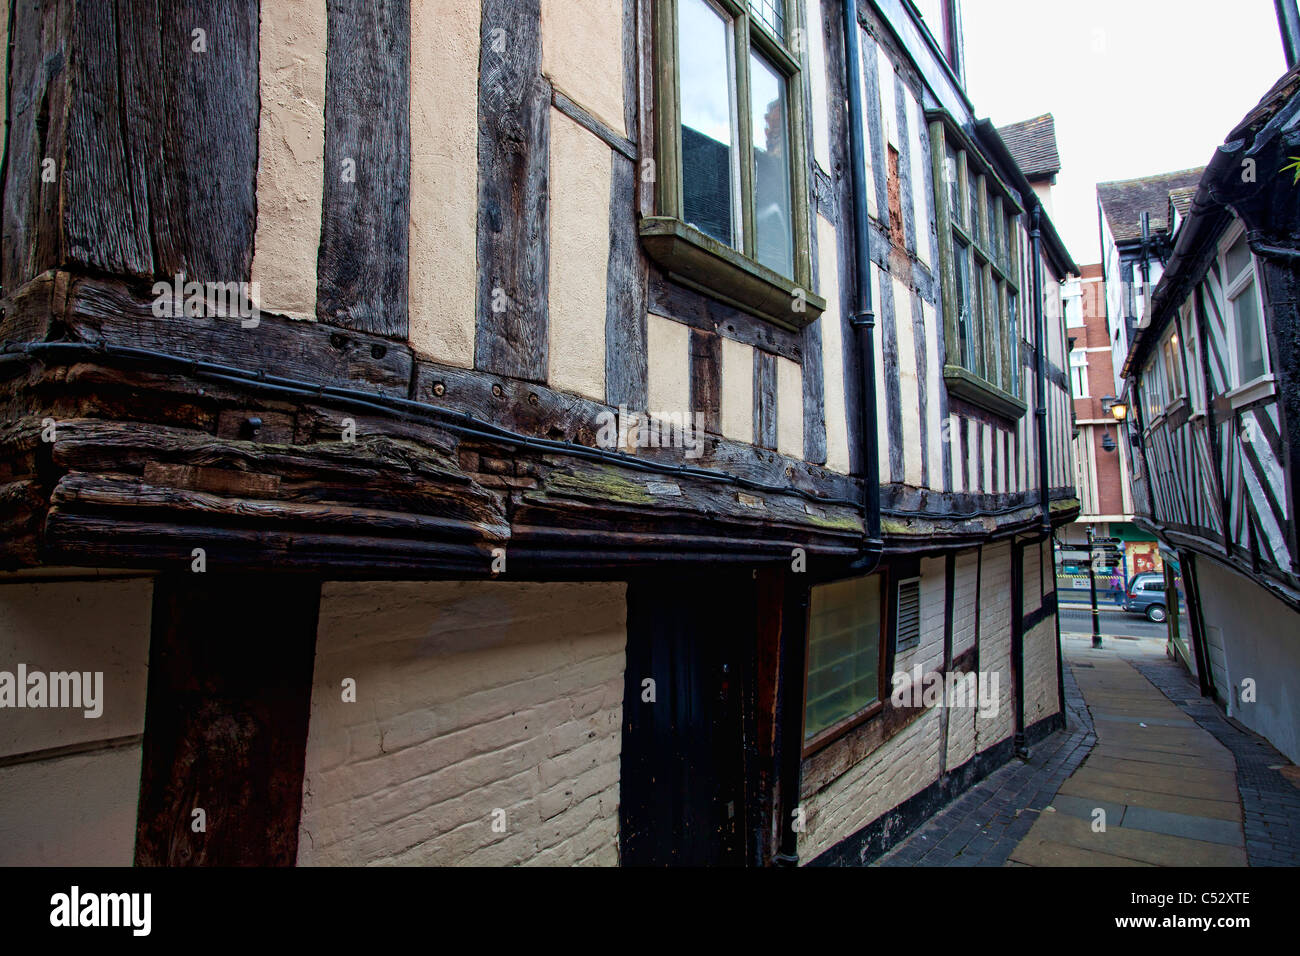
[963,0,1288,266]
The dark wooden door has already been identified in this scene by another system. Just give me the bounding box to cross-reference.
[619,571,753,866]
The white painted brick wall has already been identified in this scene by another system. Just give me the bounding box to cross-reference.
[1023,618,1060,728]
[952,550,979,655]
[946,692,977,770]
[298,580,626,867]
[798,709,943,861]
[975,542,1015,752]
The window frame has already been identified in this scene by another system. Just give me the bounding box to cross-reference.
[1218,222,1270,392]
[1181,301,1207,415]
[1068,349,1088,399]
[644,0,825,331]
[928,111,1027,422]
[800,569,890,757]
[1159,326,1185,410]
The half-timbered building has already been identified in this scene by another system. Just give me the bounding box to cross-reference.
[1117,63,1300,765]
[0,0,1077,866]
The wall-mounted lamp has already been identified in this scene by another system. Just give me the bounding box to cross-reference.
[1110,401,1128,422]
[1101,433,1117,452]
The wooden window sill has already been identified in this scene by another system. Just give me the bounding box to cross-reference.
[944,365,1028,421]
[640,217,825,332]
[801,698,884,758]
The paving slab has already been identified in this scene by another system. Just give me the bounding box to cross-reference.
[1120,805,1244,847]
[1047,793,1127,825]
[1085,755,1238,784]
[1014,812,1247,867]
[1057,776,1242,822]
[1009,838,1154,867]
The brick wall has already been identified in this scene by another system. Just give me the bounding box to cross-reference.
[297,580,626,866]
[975,542,1015,752]
[798,709,945,861]
[1023,618,1060,728]
[796,539,1059,862]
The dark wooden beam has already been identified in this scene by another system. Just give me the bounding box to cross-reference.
[475,0,550,382]
[690,327,722,434]
[605,153,648,410]
[2,0,259,289]
[135,574,321,866]
[316,0,411,337]
[755,350,778,450]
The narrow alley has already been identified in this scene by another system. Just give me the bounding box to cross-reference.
[877,633,1300,867]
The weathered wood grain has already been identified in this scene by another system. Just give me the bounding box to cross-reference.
[56,273,413,395]
[552,88,635,159]
[755,350,778,451]
[690,327,722,434]
[134,574,319,866]
[605,153,648,409]
[3,0,260,291]
[316,0,411,337]
[475,0,550,381]
[3,0,74,288]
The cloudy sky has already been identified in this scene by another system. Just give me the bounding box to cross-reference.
[963,0,1289,266]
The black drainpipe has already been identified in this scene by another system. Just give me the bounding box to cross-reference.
[843,0,881,553]
[1030,206,1051,534]
[1277,0,1300,67]
[1025,206,1050,761]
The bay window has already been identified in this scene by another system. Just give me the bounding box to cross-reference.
[929,114,1026,420]
[644,0,824,330]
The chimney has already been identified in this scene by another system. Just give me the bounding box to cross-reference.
[1278,0,1300,69]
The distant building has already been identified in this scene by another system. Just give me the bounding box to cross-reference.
[1057,263,1163,600]
[996,117,1154,597]
[1097,168,1205,400]
[997,113,1061,218]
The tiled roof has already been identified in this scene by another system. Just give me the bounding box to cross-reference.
[995,114,1061,180]
[1096,168,1205,243]
[1168,186,1196,224]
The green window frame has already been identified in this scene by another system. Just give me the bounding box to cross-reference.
[801,572,888,753]
[928,113,1027,421]
[643,0,825,331]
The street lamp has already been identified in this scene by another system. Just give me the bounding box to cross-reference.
[1100,396,1126,454]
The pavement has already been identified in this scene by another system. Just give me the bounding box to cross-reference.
[875,633,1300,867]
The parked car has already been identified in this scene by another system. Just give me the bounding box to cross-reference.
[1122,573,1169,622]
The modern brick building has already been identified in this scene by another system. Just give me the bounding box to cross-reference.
[1058,263,1162,595]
